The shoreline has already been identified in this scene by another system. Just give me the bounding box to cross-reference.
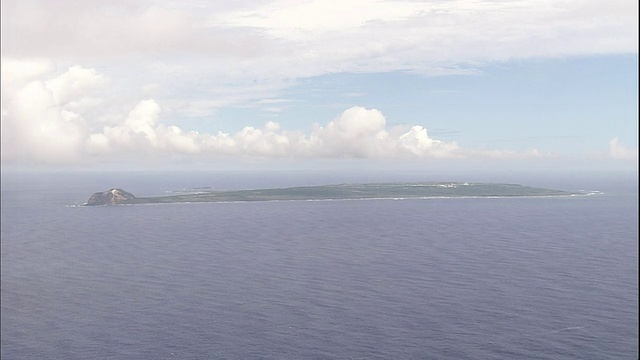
[82,182,588,206]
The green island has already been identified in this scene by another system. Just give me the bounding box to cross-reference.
[85,182,579,206]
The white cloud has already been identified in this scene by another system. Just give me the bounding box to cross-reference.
[608,137,639,161]
[2,67,536,163]
[212,0,638,75]
[87,99,204,156]
[398,126,460,158]
[0,0,638,152]
[44,66,109,105]
[0,58,54,86]
[1,1,263,59]
[1,61,104,163]
[0,63,587,165]
[3,63,631,167]
[3,0,637,83]
[216,0,424,35]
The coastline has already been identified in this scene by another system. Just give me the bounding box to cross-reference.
[83,182,582,206]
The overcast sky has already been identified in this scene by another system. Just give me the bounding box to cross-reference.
[1,0,638,172]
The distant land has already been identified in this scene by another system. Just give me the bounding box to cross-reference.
[84,182,580,206]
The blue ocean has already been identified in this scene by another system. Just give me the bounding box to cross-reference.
[1,170,638,359]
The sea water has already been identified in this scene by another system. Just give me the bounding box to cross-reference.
[1,171,637,359]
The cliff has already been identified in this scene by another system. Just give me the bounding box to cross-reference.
[85,188,136,206]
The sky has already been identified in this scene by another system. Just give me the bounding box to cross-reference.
[1,0,638,174]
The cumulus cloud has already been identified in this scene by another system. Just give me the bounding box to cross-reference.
[0,60,467,163]
[1,61,107,163]
[0,58,54,86]
[45,66,109,105]
[84,103,465,160]
[86,99,204,156]
[0,63,623,166]
[2,0,637,133]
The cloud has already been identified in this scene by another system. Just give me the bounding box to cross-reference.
[1,62,467,163]
[1,61,107,163]
[1,1,263,59]
[2,0,636,130]
[0,63,629,166]
[0,61,417,162]
[3,1,637,79]
[214,0,639,65]
[82,102,466,160]
[0,58,54,85]
[608,137,639,161]
[87,99,203,156]
[45,65,109,105]
[0,64,540,164]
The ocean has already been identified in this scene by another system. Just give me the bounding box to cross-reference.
[1,170,638,359]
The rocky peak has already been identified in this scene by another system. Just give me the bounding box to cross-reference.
[86,188,136,206]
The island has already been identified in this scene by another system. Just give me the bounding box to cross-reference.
[84,182,578,206]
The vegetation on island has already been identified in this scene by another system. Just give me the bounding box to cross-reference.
[85,182,576,206]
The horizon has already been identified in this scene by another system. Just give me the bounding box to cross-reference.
[2,165,637,199]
